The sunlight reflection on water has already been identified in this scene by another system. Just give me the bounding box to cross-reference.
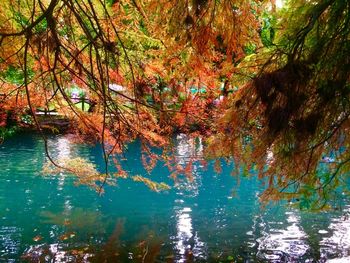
[256,210,310,261]
[0,226,21,261]
[173,134,207,262]
[320,205,350,259]
[1,134,350,262]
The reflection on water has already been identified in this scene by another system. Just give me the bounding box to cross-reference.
[55,137,72,159]
[22,242,92,263]
[173,134,206,262]
[44,137,71,193]
[0,133,350,261]
[256,210,310,261]
[320,205,350,260]
[0,226,21,262]
[174,207,193,261]
[175,134,203,161]
[174,134,204,196]
[173,206,207,262]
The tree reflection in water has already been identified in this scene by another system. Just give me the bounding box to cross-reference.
[2,134,350,262]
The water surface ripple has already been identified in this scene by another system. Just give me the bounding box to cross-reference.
[0,133,350,262]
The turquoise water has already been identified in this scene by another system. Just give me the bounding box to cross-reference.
[0,133,350,262]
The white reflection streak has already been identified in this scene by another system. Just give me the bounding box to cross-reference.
[0,226,21,259]
[257,210,309,260]
[176,134,203,164]
[175,134,203,195]
[57,137,71,159]
[56,137,71,191]
[175,207,193,262]
[173,135,206,261]
[320,206,350,259]
[24,243,93,262]
[55,138,74,217]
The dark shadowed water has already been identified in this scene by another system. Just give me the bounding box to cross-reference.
[0,133,350,262]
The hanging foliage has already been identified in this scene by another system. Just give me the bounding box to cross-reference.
[208,0,350,209]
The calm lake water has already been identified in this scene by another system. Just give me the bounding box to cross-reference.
[0,133,350,262]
